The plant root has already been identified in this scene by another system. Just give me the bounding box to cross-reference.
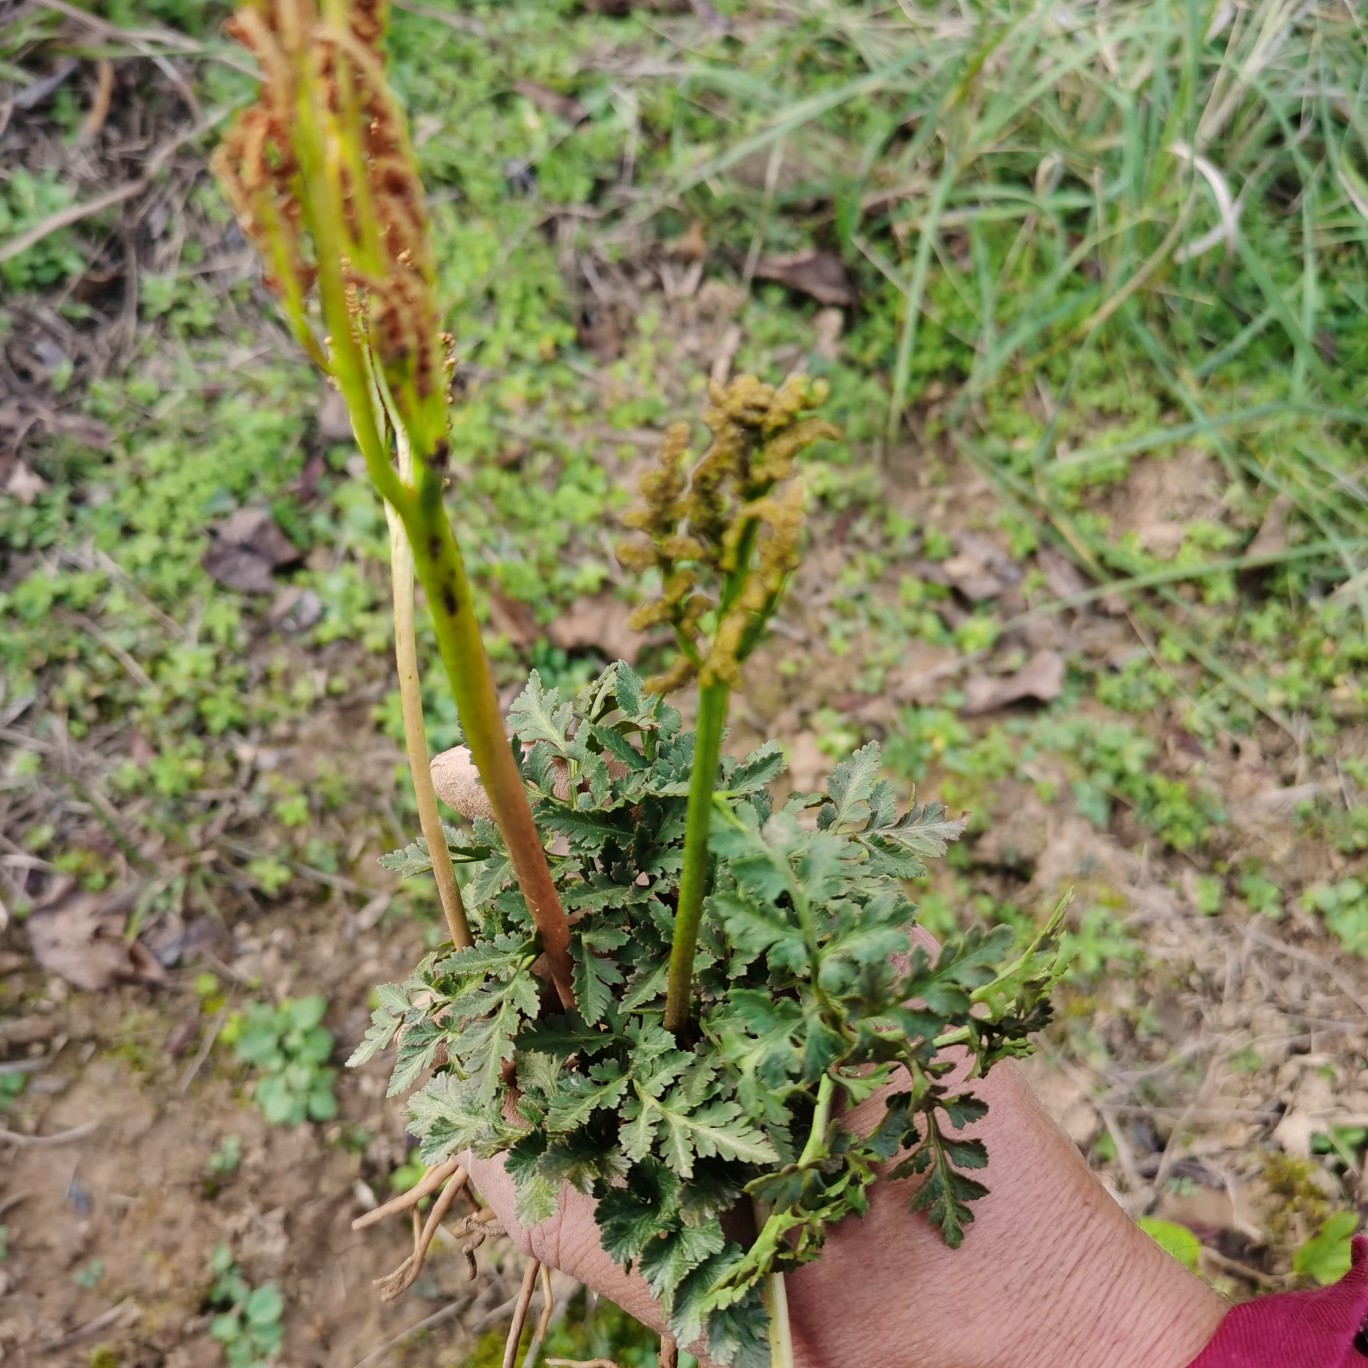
[537,1262,555,1339]
[451,1206,505,1280]
[352,1158,463,1231]
[373,1165,472,1302]
[502,1257,540,1368]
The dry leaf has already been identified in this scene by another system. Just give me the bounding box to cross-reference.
[547,594,640,663]
[513,80,588,125]
[941,552,1006,602]
[317,387,355,443]
[1246,494,1293,561]
[812,307,844,361]
[672,219,708,262]
[753,251,856,307]
[488,587,540,648]
[962,649,1066,715]
[3,461,48,504]
[27,889,168,992]
[942,532,1021,602]
[576,305,625,363]
[268,585,324,633]
[202,507,302,594]
[1038,546,1090,600]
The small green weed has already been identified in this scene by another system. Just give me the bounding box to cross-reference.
[229,997,337,1126]
[1312,1125,1367,1172]
[0,1072,28,1110]
[1302,879,1367,956]
[1292,1211,1358,1287]
[207,1245,284,1368]
[205,1132,243,1198]
[73,1259,105,1290]
[0,169,87,290]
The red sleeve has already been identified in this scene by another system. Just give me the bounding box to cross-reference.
[1187,1236,1368,1368]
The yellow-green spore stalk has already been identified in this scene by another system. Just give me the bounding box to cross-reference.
[620,374,837,1033]
[213,0,575,1007]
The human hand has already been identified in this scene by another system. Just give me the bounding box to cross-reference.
[463,997,1224,1368]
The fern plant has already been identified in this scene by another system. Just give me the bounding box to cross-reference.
[353,663,1063,1365]
[212,3,1066,1365]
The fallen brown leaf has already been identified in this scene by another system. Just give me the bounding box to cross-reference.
[3,461,48,504]
[576,305,625,364]
[1245,493,1293,561]
[941,552,1006,602]
[27,888,168,993]
[1037,545,1090,600]
[753,251,856,307]
[513,80,588,125]
[547,594,640,664]
[488,587,540,648]
[812,306,844,361]
[316,387,355,444]
[202,507,303,594]
[268,585,324,633]
[672,219,708,262]
[962,649,1066,715]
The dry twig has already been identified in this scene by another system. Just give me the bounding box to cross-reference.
[349,1298,468,1368]
[0,1119,99,1149]
[0,115,219,269]
[37,1298,136,1353]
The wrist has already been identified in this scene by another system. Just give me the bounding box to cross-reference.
[1007,1196,1225,1368]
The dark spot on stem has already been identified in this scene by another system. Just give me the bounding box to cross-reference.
[441,585,459,618]
[427,534,442,563]
[428,438,450,470]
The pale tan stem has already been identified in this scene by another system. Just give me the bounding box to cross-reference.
[375,388,471,949]
[386,494,472,948]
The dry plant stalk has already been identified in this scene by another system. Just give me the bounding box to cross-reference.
[387,424,470,948]
[213,0,573,1002]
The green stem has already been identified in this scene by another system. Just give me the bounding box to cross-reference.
[663,679,731,1034]
[403,501,576,1009]
[799,1073,836,1166]
[382,414,472,951]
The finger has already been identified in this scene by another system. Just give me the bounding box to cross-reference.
[431,745,494,820]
